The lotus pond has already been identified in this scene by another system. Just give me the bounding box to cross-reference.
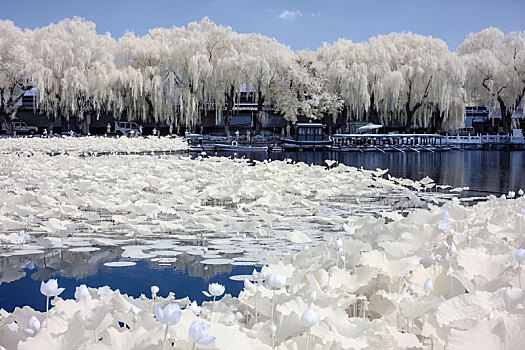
[1,136,524,349]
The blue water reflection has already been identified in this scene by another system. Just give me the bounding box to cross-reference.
[0,260,255,312]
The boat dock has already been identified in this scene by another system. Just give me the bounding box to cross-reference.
[186,131,525,153]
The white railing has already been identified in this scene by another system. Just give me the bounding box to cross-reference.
[443,133,525,145]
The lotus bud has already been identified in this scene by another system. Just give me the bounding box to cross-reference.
[267,273,286,290]
[270,324,277,338]
[310,290,317,302]
[251,269,259,282]
[24,316,41,336]
[188,301,200,316]
[407,284,416,294]
[518,189,524,196]
[500,194,506,199]
[515,248,525,263]
[151,285,159,299]
[336,238,343,249]
[155,303,181,325]
[301,309,318,328]
[466,235,472,244]
[448,242,457,257]
[363,300,370,311]
[235,312,243,321]
[244,278,255,291]
[487,310,494,320]
[188,321,215,345]
[74,284,89,300]
[508,191,515,198]
[424,278,433,292]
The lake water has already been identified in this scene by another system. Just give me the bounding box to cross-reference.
[0,250,256,312]
[247,150,525,196]
[1,149,524,312]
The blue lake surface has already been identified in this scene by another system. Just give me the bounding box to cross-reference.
[0,259,256,312]
[235,150,525,196]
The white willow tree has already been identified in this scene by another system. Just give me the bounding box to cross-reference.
[151,24,213,132]
[212,28,245,136]
[0,20,32,133]
[114,30,173,128]
[317,40,370,127]
[240,33,293,134]
[458,28,525,134]
[366,33,464,132]
[271,50,343,124]
[31,17,117,134]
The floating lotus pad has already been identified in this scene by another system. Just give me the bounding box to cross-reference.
[103,261,137,267]
[152,250,182,257]
[69,247,101,252]
[8,249,45,256]
[200,258,234,265]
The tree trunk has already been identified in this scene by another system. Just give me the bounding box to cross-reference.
[254,94,264,135]
[0,112,13,135]
[404,105,414,133]
[367,93,381,125]
[430,106,443,134]
[224,85,235,137]
[48,115,56,135]
[497,97,512,134]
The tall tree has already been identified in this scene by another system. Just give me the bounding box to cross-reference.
[366,33,464,132]
[114,31,171,129]
[31,17,116,134]
[459,28,525,134]
[240,33,292,134]
[0,20,32,133]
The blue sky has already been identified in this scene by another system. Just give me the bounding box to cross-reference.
[2,0,524,50]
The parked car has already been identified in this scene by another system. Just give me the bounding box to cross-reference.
[114,121,142,136]
[1,121,38,135]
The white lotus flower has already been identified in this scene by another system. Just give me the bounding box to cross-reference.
[301,308,318,328]
[424,278,433,292]
[155,303,182,325]
[188,321,215,345]
[301,308,318,350]
[40,279,64,297]
[24,316,40,336]
[188,301,200,316]
[407,284,416,294]
[18,230,30,242]
[267,273,286,289]
[74,284,89,300]
[203,283,225,298]
[508,191,515,198]
[363,300,370,311]
[515,248,525,263]
[41,279,65,324]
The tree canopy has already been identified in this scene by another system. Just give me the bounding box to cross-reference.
[1,17,522,134]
